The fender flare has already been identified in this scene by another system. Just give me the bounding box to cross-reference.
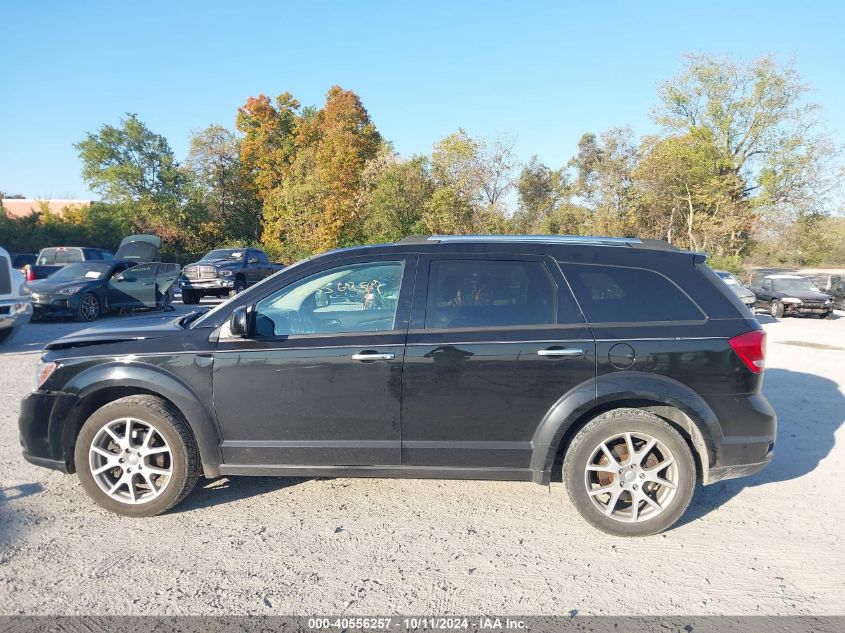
[530,371,721,484]
[56,361,222,477]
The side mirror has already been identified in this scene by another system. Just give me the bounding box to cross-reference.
[247,257,259,264]
[116,274,133,282]
[230,306,249,337]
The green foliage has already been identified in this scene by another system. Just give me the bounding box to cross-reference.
[75,113,183,205]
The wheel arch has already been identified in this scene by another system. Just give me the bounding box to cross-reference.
[530,372,721,485]
[54,363,222,477]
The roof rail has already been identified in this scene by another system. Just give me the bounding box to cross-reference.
[399,234,644,246]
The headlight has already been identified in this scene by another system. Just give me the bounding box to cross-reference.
[825,299,832,305]
[781,297,802,304]
[218,269,233,277]
[34,361,58,389]
[57,287,82,295]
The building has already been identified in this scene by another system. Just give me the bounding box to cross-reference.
[0,198,94,219]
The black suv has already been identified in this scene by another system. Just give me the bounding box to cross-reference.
[19,236,775,536]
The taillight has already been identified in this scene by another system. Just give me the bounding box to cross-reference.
[25,266,35,281]
[729,330,766,373]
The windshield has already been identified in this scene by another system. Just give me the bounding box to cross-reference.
[774,278,820,293]
[202,249,244,261]
[716,271,741,287]
[47,262,112,281]
[38,247,83,265]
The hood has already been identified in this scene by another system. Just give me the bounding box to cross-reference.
[730,285,755,299]
[115,234,161,262]
[44,313,186,351]
[29,278,97,294]
[192,258,239,268]
[774,289,832,301]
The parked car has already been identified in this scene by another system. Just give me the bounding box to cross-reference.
[748,274,833,318]
[805,273,845,310]
[28,235,179,321]
[179,248,283,304]
[26,246,114,281]
[10,253,37,273]
[19,235,775,536]
[0,246,32,343]
[713,270,756,308]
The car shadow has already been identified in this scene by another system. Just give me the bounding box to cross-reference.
[679,367,845,526]
[0,482,43,505]
[172,476,310,513]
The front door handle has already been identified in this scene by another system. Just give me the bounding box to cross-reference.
[351,351,396,361]
[537,347,584,357]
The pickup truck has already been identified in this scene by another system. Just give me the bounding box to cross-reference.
[179,248,284,304]
[25,246,114,281]
[0,245,32,343]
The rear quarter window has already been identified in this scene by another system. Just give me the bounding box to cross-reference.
[562,263,704,323]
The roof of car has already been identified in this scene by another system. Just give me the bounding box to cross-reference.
[766,274,803,279]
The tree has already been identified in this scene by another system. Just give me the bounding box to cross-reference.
[75,113,183,205]
[513,156,570,233]
[568,127,639,235]
[185,125,262,244]
[653,53,841,251]
[358,150,433,243]
[636,128,751,254]
[423,129,509,235]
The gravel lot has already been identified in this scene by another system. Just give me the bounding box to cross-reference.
[1,305,844,615]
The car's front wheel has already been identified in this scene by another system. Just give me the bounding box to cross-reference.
[228,278,246,298]
[563,408,696,536]
[74,395,199,517]
[181,289,201,305]
[76,292,101,321]
[770,300,784,318]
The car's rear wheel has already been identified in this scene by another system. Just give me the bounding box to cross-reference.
[74,395,199,517]
[770,300,784,318]
[76,292,101,321]
[563,408,696,536]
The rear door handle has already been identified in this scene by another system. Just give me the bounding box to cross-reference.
[351,351,396,361]
[537,347,584,357]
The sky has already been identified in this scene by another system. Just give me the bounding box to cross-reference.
[2,0,844,200]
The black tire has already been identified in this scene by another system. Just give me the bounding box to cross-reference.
[74,395,200,517]
[0,328,14,344]
[76,292,101,322]
[563,408,696,536]
[181,289,201,305]
[228,277,246,298]
[770,300,784,318]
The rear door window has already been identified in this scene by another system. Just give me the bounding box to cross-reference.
[562,263,704,323]
[38,248,84,265]
[424,260,559,329]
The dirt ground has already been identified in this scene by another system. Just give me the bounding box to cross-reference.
[1,306,843,615]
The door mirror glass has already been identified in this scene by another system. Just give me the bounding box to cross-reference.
[248,257,259,264]
[230,306,249,337]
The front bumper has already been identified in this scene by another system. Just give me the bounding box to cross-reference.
[18,389,81,473]
[180,278,234,291]
[783,304,832,315]
[30,293,82,318]
[0,298,32,331]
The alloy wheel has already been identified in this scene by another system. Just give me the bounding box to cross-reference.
[88,417,173,504]
[80,294,100,321]
[583,431,678,523]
